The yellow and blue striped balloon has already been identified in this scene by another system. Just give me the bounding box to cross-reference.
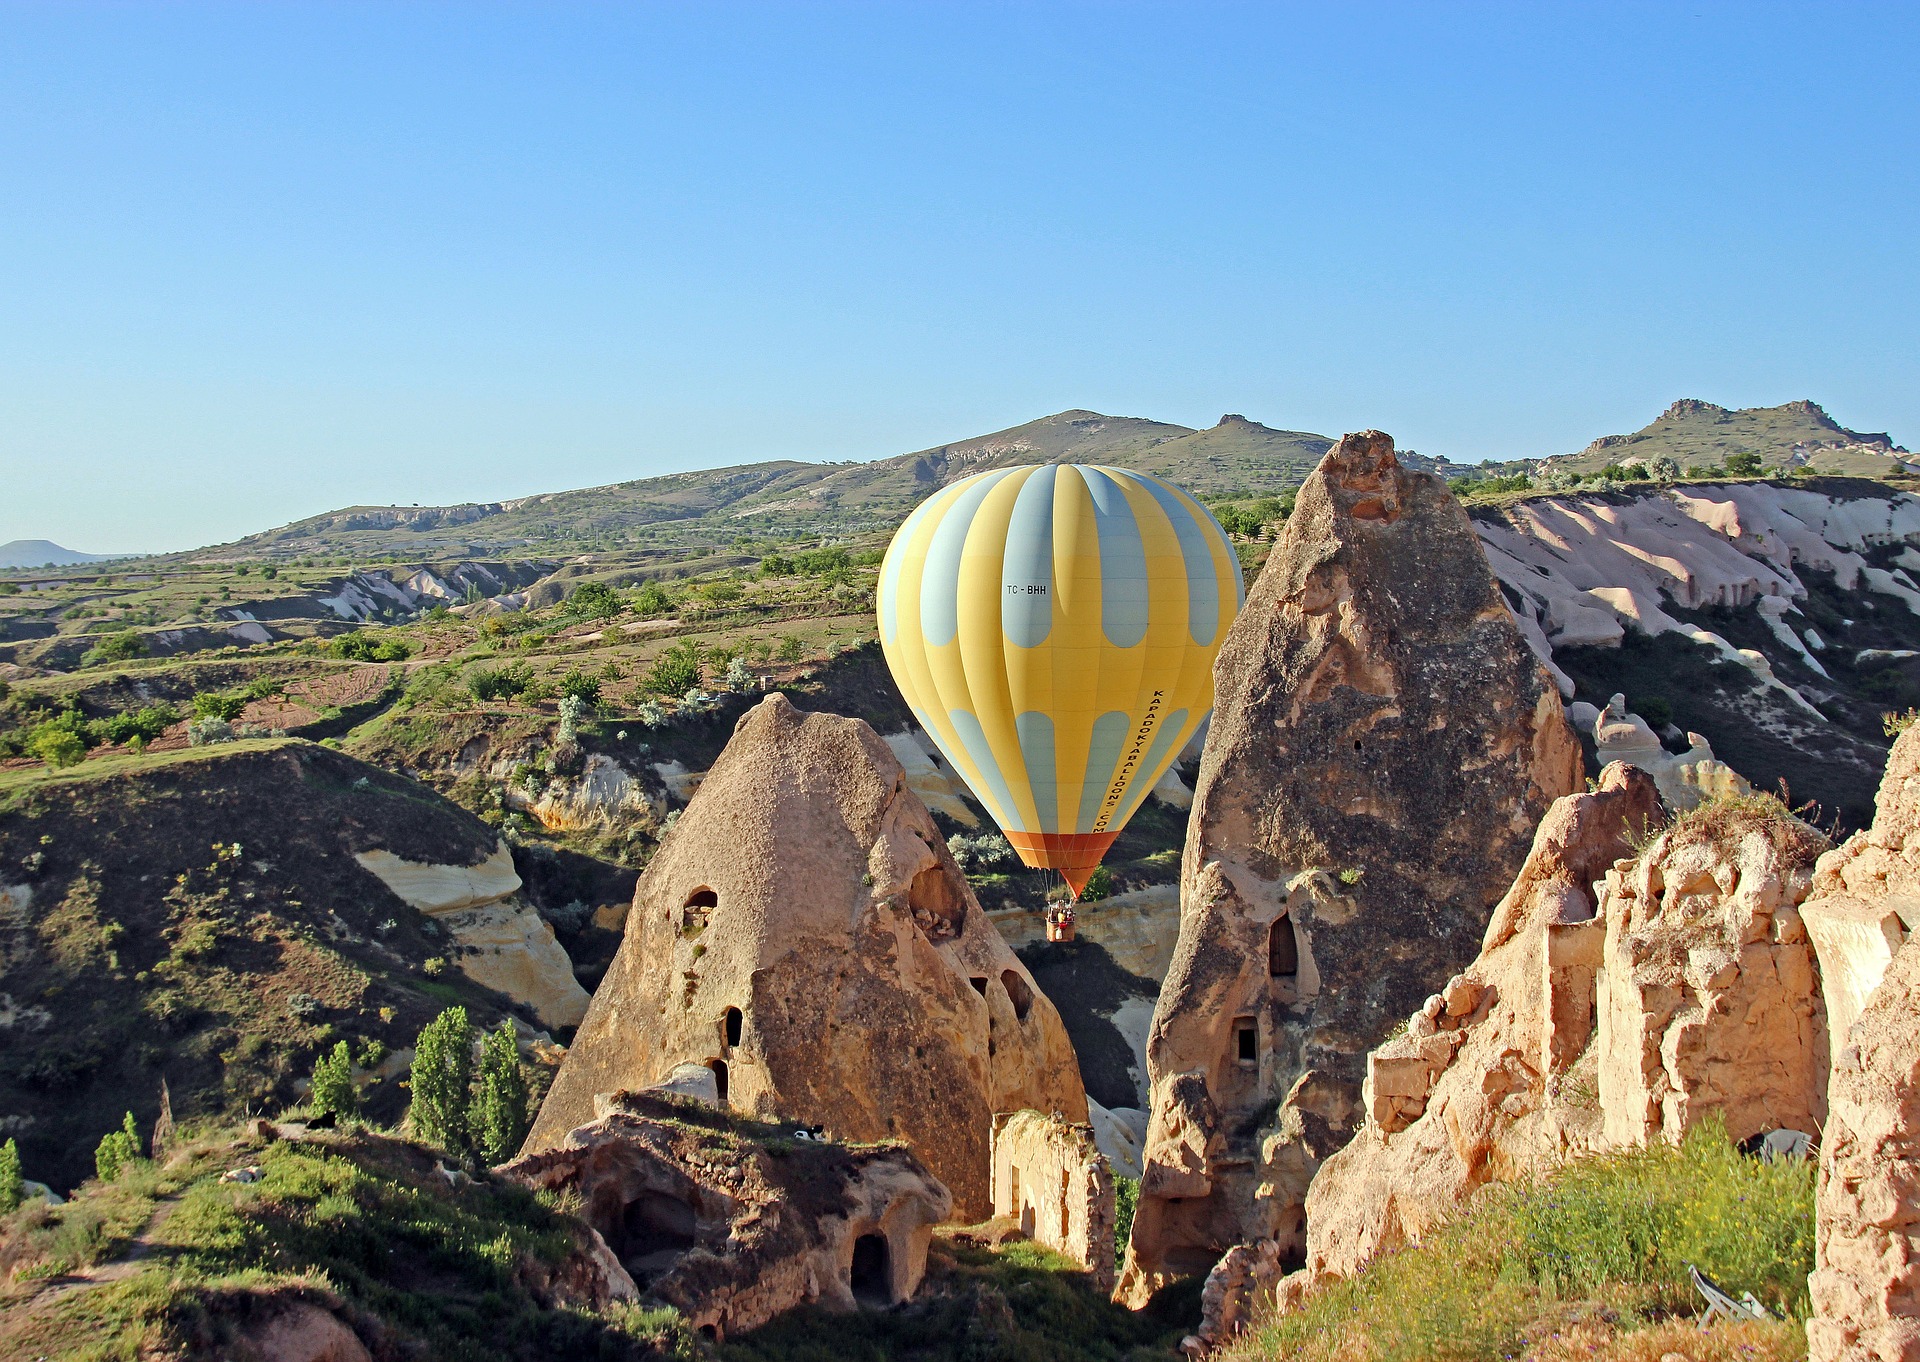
[876,464,1243,896]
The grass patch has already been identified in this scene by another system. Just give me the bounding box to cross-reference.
[1230,1121,1812,1362]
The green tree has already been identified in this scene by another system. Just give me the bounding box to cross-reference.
[0,1137,22,1213]
[472,1022,531,1165]
[775,633,806,663]
[410,1005,475,1155]
[310,1040,357,1121]
[29,727,86,768]
[558,669,602,707]
[1078,864,1115,902]
[643,641,702,696]
[632,580,676,617]
[1725,451,1765,477]
[81,630,147,667]
[94,1111,141,1182]
[566,581,623,619]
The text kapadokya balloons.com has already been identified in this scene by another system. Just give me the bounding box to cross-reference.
[877,464,1244,898]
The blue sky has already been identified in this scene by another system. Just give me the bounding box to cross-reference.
[3,2,1916,553]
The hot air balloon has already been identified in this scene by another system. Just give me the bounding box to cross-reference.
[876,464,1244,898]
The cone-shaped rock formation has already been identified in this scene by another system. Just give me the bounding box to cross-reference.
[524,694,1087,1219]
[1119,431,1583,1301]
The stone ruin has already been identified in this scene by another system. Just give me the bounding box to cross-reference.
[990,1110,1117,1293]
[1120,430,1583,1303]
[524,694,1086,1221]
[502,1090,951,1342]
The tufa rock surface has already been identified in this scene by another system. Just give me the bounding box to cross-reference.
[1801,723,1920,1049]
[1809,724,1920,1362]
[1302,763,1664,1281]
[990,1109,1117,1293]
[503,1090,951,1339]
[524,695,1086,1219]
[1120,431,1582,1300]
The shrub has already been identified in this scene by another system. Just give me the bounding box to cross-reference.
[759,553,795,577]
[557,669,602,707]
[565,581,623,619]
[1113,1176,1138,1274]
[557,692,589,743]
[0,1136,21,1213]
[329,631,412,662]
[948,833,1014,872]
[103,702,178,745]
[1884,708,1920,737]
[723,656,755,692]
[468,661,533,701]
[1725,451,1766,477]
[473,1022,531,1165]
[81,630,147,666]
[186,717,236,746]
[636,699,668,728]
[699,579,744,604]
[643,642,702,697]
[1633,695,1673,728]
[93,1111,141,1182]
[1078,864,1114,902]
[190,690,249,721]
[310,1040,357,1121]
[261,564,278,579]
[410,1005,475,1156]
[775,633,806,663]
[631,581,676,617]
[29,727,86,768]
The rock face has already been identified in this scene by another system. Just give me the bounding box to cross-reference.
[990,1110,1117,1293]
[1807,725,1920,1362]
[525,695,1087,1219]
[1802,725,1920,1047]
[1591,693,1753,812]
[1119,431,1582,1300]
[1303,769,1829,1287]
[353,840,590,1029]
[1596,796,1828,1150]
[502,1091,952,1339]
[1302,764,1663,1279]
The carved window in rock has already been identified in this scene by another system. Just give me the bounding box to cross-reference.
[969,976,988,997]
[1001,969,1034,1023]
[907,866,965,939]
[1269,915,1298,979]
[722,1006,744,1049]
[1234,1017,1258,1066]
[681,887,717,937]
[708,1058,729,1106]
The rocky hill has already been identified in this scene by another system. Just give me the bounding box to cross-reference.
[172,410,1423,560]
[1547,399,1913,478]
[0,540,131,569]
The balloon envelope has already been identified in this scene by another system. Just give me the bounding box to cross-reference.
[876,464,1244,895]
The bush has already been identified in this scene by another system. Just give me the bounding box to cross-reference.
[310,1040,357,1121]
[775,633,806,663]
[948,832,1014,873]
[1633,695,1673,728]
[93,1111,141,1182]
[261,564,278,579]
[557,692,590,743]
[29,726,86,768]
[759,553,795,577]
[636,699,668,729]
[565,581,623,619]
[642,642,702,697]
[186,717,236,746]
[793,546,851,576]
[329,631,412,662]
[1113,1176,1138,1274]
[557,669,602,708]
[190,690,249,722]
[103,702,178,745]
[410,1005,475,1156]
[723,656,755,692]
[468,661,533,701]
[0,1136,21,1214]
[473,1022,531,1165]
[1077,864,1114,902]
[631,581,676,617]
[699,579,744,604]
[81,630,147,666]
[1725,451,1766,477]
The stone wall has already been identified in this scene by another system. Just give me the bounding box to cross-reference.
[990,1110,1117,1293]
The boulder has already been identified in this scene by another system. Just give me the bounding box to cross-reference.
[1302,763,1664,1280]
[523,695,1086,1219]
[502,1090,952,1339]
[1120,432,1582,1301]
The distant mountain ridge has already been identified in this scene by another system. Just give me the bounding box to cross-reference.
[201,409,1392,561]
[0,539,132,569]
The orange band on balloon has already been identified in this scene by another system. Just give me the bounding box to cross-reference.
[1005,831,1119,898]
